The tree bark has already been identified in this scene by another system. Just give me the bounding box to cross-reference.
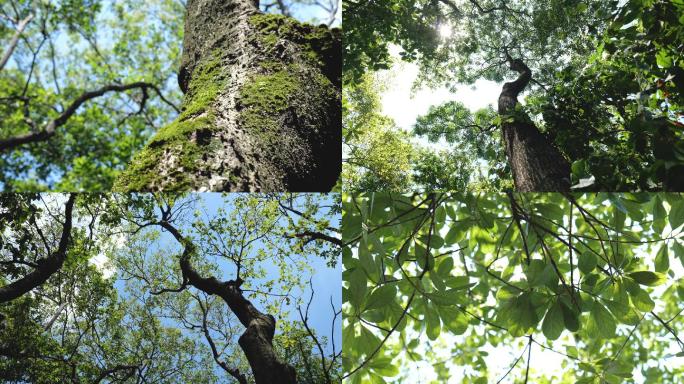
[0,194,75,303]
[498,58,570,192]
[159,221,297,384]
[115,0,341,192]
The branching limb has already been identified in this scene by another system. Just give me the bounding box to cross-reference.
[150,281,188,295]
[0,13,34,72]
[0,82,179,151]
[94,364,139,384]
[0,194,75,303]
[651,311,684,352]
[496,335,531,384]
[290,231,343,247]
[198,299,248,384]
[297,279,337,384]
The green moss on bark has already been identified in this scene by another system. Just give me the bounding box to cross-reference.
[114,54,224,192]
[238,68,299,164]
[237,60,337,174]
[248,14,339,68]
[179,54,223,120]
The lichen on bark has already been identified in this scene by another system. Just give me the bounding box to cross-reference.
[114,0,341,192]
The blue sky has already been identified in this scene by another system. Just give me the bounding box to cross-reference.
[196,193,342,350]
[110,192,341,376]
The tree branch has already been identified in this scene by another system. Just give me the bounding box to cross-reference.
[0,82,179,151]
[0,194,75,303]
[157,220,297,384]
[291,231,343,247]
[94,364,139,383]
[0,13,33,72]
[198,299,248,384]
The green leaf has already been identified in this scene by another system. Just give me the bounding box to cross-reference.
[430,271,447,291]
[369,356,399,377]
[504,293,540,336]
[604,299,639,325]
[628,284,655,312]
[669,200,684,230]
[586,303,616,338]
[560,302,580,332]
[415,243,435,272]
[428,288,468,306]
[359,238,379,279]
[542,302,564,340]
[425,304,441,340]
[444,221,469,244]
[656,49,672,68]
[653,195,666,221]
[653,196,667,234]
[673,241,684,267]
[436,257,454,277]
[496,285,521,301]
[348,268,367,308]
[578,251,597,274]
[365,284,397,311]
[571,159,587,177]
[437,306,469,335]
[627,271,666,286]
[655,243,669,273]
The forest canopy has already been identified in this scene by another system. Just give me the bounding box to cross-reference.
[342,192,684,383]
[0,193,342,383]
[343,0,684,192]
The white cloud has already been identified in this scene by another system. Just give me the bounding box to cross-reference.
[89,231,126,279]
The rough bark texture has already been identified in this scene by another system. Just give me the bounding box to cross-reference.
[160,222,296,384]
[498,58,570,192]
[115,0,341,192]
[0,194,74,303]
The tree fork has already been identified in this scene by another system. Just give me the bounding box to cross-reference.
[116,0,341,192]
[498,57,570,192]
[160,221,297,384]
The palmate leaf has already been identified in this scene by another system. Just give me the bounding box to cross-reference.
[499,292,542,337]
[342,193,684,382]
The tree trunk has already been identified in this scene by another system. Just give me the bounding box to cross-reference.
[498,58,570,192]
[160,222,297,384]
[115,0,341,192]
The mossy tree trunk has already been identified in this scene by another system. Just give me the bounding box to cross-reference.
[498,58,570,192]
[115,0,341,192]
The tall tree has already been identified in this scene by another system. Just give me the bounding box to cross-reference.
[1,193,342,383]
[116,193,341,383]
[0,0,341,191]
[497,55,570,191]
[114,0,341,192]
[346,0,684,191]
